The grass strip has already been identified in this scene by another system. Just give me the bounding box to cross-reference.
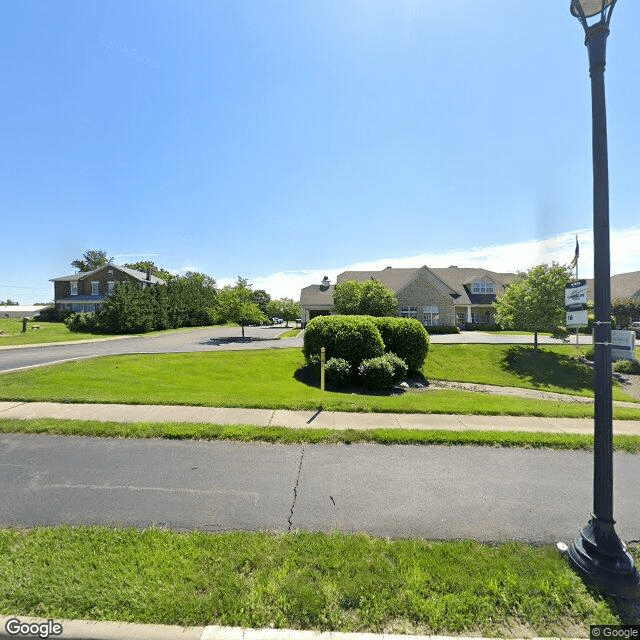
[0,526,634,634]
[2,418,640,453]
[2,349,640,419]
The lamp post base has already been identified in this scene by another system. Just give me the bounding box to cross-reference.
[568,517,640,598]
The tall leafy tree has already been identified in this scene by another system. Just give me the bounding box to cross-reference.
[267,298,301,327]
[71,249,113,272]
[213,277,268,337]
[251,289,271,316]
[493,263,571,350]
[333,280,398,317]
[166,272,217,327]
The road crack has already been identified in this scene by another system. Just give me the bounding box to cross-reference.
[287,447,304,532]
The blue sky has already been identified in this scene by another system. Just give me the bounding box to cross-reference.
[1,1,639,303]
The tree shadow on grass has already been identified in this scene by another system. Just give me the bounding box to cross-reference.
[201,337,272,346]
[501,346,594,393]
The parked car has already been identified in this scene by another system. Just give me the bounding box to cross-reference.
[629,321,640,338]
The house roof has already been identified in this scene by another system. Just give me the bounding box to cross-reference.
[51,263,166,285]
[300,282,335,306]
[586,270,640,301]
[335,266,515,306]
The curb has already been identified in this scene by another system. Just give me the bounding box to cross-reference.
[0,618,589,640]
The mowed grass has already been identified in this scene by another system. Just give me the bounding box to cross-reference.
[0,526,632,634]
[423,343,637,400]
[2,418,640,453]
[1,347,639,418]
[0,318,115,345]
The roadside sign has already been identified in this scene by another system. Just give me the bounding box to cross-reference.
[611,330,637,361]
[566,309,588,327]
[565,279,588,307]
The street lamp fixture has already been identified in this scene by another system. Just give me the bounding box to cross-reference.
[567,0,640,598]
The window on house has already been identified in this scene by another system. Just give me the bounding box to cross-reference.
[400,306,418,318]
[70,281,78,296]
[108,281,115,295]
[422,307,440,326]
[472,281,494,294]
[91,282,99,295]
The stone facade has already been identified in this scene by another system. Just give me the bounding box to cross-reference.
[396,274,456,326]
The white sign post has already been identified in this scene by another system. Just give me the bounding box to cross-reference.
[565,280,588,335]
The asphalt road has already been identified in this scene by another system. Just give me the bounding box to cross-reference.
[0,327,588,374]
[1,434,637,543]
[0,325,299,373]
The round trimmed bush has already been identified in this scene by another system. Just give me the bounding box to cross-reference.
[303,315,385,368]
[384,352,408,384]
[358,356,395,390]
[324,357,352,388]
[372,317,430,372]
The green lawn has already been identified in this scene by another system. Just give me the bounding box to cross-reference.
[423,343,637,399]
[279,327,302,338]
[0,527,633,634]
[0,318,115,345]
[1,346,639,418]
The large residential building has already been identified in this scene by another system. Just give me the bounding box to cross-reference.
[300,266,515,328]
[51,263,166,315]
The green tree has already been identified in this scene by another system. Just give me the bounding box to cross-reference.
[71,249,113,272]
[251,289,271,316]
[333,280,398,317]
[96,282,155,334]
[0,299,19,306]
[267,298,301,327]
[213,277,268,337]
[166,272,217,327]
[493,263,571,350]
[612,297,640,329]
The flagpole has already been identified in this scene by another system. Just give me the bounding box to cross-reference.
[575,245,580,347]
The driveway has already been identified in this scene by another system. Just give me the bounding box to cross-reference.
[0,325,303,374]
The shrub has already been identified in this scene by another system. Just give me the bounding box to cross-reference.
[424,325,460,335]
[372,317,429,372]
[383,352,408,384]
[64,312,99,333]
[324,357,352,388]
[358,356,395,391]
[613,359,640,375]
[33,307,58,322]
[303,315,384,368]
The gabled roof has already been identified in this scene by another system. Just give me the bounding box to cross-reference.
[335,266,514,306]
[51,263,166,285]
[586,270,640,301]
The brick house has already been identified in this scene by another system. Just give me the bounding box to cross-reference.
[300,266,515,328]
[51,263,166,315]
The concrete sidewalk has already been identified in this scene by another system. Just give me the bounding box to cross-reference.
[1,400,640,435]
[0,617,589,640]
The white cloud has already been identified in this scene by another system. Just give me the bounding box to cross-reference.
[248,225,640,300]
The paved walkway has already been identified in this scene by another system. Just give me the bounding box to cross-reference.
[1,400,640,435]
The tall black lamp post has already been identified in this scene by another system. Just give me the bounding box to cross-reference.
[567,0,640,598]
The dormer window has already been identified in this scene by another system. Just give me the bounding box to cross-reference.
[472,281,494,294]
